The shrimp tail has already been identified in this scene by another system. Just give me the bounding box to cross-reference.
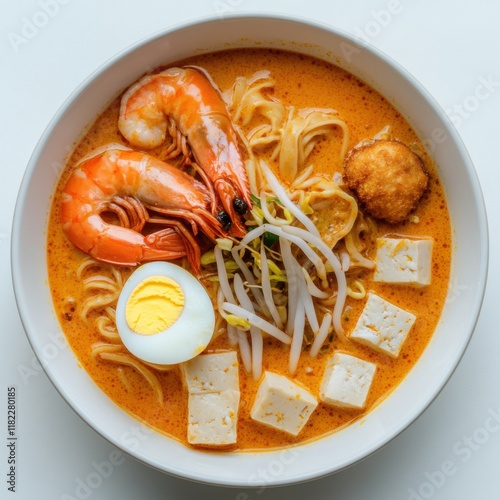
[79,219,187,267]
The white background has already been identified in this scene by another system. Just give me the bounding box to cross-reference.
[2,0,499,499]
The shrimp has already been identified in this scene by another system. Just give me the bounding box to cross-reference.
[118,66,252,237]
[60,148,225,274]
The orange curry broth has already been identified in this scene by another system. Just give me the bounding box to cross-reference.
[46,48,451,451]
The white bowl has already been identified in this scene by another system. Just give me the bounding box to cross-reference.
[11,14,488,487]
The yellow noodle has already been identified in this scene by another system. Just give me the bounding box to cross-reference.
[76,257,101,280]
[98,352,164,405]
[141,360,177,372]
[95,313,121,342]
[279,109,349,181]
[346,279,367,300]
[90,342,123,358]
[80,292,120,321]
[83,276,119,293]
[117,367,133,393]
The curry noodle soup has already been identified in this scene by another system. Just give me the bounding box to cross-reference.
[47,48,451,451]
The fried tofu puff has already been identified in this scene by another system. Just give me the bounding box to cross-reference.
[344,140,428,224]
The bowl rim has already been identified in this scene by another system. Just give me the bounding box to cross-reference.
[11,12,489,487]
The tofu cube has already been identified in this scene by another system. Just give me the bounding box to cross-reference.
[182,351,240,447]
[374,237,433,286]
[187,390,240,446]
[350,293,416,358]
[181,351,239,394]
[320,352,376,409]
[250,371,318,436]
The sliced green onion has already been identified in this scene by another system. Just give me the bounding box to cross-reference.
[267,259,283,277]
[250,193,261,207]
[263,231,279,248]
[226,314,251,330]
[224,260,239,273]
[299,195,314,215]
[201,249,216,267]
[216,237,234,251]
[283,208,294,222]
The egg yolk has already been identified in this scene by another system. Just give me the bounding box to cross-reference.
[125,276,185,335]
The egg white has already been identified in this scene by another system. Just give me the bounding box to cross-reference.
[116,262,215,365]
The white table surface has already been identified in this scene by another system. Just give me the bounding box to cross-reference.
[2,1,499,499]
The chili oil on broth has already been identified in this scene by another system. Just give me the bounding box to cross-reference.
[46,48,451,451]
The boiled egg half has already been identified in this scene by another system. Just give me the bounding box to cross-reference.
[116,262,215,365]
